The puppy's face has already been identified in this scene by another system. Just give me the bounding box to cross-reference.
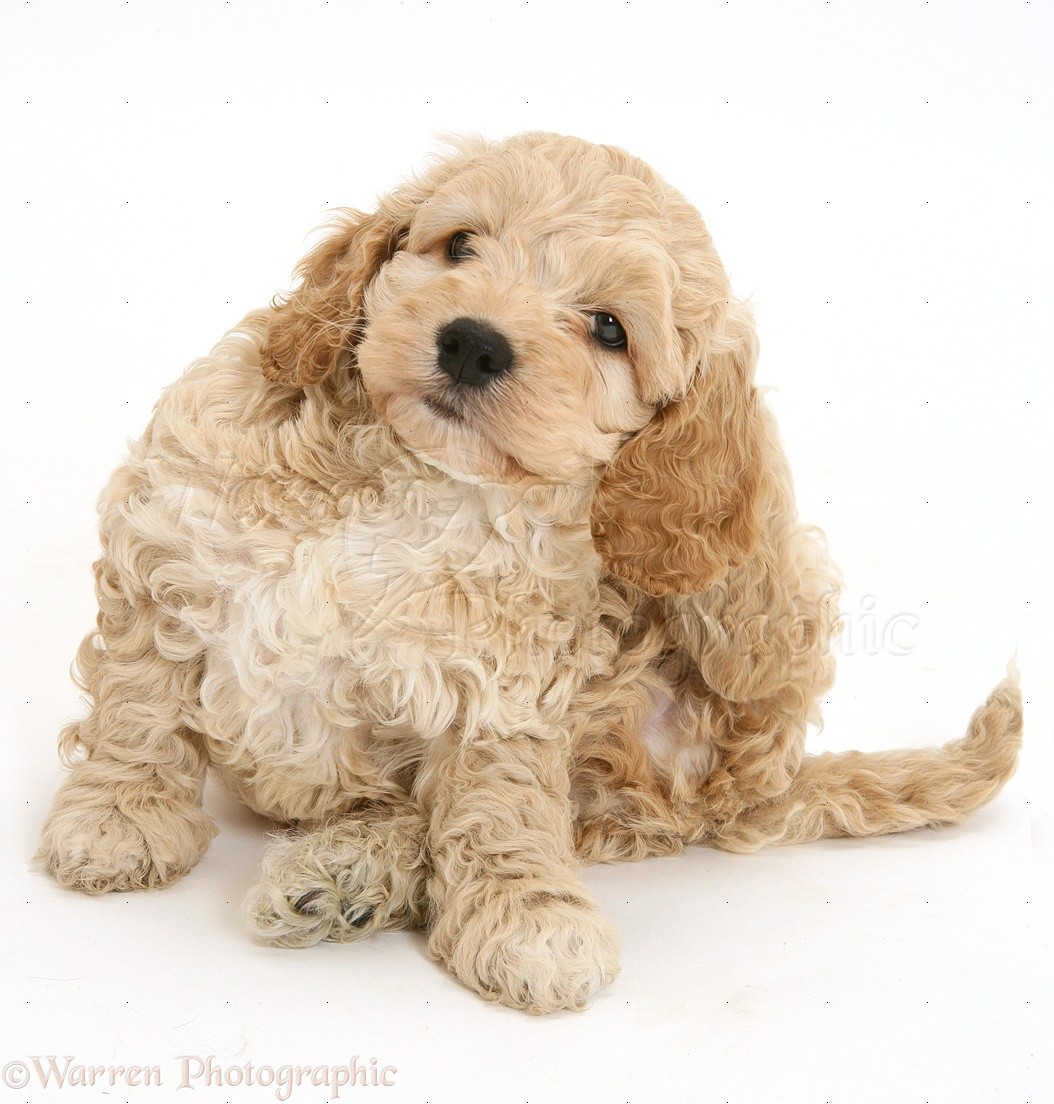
[262,134,769,595]
[356,138,696,484]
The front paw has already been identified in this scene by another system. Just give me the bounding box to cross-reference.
[38,778,215,894]
[430,890,621,1014]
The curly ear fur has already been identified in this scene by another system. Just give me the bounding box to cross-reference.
[260,210,397,386]
[591,300,774,597]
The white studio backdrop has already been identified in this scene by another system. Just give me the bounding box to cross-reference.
[2,3,1051,1103]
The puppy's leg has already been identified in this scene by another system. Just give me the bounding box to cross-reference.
[663,531,1021,849]
[570,684,809,860]
[420,730,620,1014]
[571,721,685,864]
[656,529,841,838]
[38,558,215,893]
[684,690,812,839]
[244,802,429,946]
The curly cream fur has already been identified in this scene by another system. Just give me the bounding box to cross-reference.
[38,133,1022,1014]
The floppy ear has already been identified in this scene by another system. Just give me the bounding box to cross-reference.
[260,209,397,386]
[590,300,775,597]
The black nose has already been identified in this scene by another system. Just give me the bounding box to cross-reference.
[435,318,513,388]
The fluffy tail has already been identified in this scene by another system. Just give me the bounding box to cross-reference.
[713,667,1023,853]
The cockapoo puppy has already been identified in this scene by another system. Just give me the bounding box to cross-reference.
[38,133,1022,1014]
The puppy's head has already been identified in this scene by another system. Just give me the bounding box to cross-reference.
[262,133,774,596]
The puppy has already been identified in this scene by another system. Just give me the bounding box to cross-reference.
[38,133,1022,1014]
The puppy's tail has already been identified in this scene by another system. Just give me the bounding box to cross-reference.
[712,664,1023,853]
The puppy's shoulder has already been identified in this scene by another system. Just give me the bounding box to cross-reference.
[146,310,297,445]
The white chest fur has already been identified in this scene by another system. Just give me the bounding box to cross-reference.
[158,465,603,788]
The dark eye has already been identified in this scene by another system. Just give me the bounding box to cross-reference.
[592,312,627,349]
[447,232,474,263]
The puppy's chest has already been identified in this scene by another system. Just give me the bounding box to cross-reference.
[188,485,599,745]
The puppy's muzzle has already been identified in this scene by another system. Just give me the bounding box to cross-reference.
[436,318,513,388]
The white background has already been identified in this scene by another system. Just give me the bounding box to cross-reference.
[2,2,1051,1101]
